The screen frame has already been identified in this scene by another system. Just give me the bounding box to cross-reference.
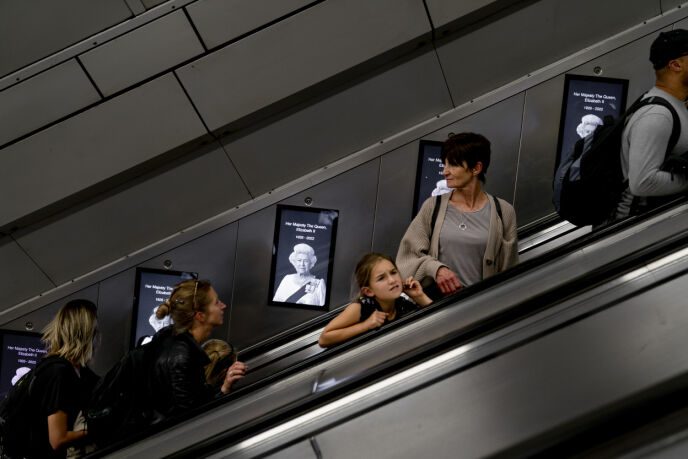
[554,73,630,171]
[0,329,45,398]
[267,204,339,310]
[130,267,198,349]
[413,139,446,217]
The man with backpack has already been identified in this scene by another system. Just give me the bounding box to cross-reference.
[613,29,688,220]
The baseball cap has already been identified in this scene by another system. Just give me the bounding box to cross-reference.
[650,29,688,69]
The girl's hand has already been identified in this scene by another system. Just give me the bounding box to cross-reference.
[364,310,387,330]
[403,277,424,299]
[221,361,247,394]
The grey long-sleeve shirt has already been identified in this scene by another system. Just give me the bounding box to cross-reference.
[615,87,688,218]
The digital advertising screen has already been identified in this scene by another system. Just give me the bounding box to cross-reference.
[413,140,450,216]
[269,205,339,309]
[555,74,629,169]
[0,331,46,398]
[131,267,197,348]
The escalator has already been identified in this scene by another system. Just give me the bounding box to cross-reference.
[98,200,688,458]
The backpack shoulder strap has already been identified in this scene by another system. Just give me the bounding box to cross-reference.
[429,194,442,240]
[626,95,681,154]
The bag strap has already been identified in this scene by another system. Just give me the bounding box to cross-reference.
[625,95,681,155]
[429,194,442,241]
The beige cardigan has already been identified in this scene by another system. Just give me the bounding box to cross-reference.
[396,192,519,285]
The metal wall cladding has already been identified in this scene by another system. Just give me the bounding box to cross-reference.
[0,0,132,77]
[142,0,167,8]
[229,160,379,349]
[13,142,249,286]
[0,73,208,229]
[425,0,524,29]
[222,49,452,197]
[176,0,431,132]
[0,59,101,147]
[186,0,315,49]
[0,237,55,311]
[662,0,686,12]
[265,441,318,459]
[436,0,660,105]
[80,10,205,96]
[373,142,420,257]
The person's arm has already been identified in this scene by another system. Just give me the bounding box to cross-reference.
[396,198,446,282]
[220,361,247,394]
[498,200,519,271]
[627,111,688,196]
[435,266,461,294]
[318,303,386,348]
[402,277,432,307]
[47,411,87,450]
[166,348,212,410]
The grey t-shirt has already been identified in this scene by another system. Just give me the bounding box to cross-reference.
[615,87,688,218]
[438,201,490,287]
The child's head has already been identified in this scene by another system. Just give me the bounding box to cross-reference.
[354,253,403,302]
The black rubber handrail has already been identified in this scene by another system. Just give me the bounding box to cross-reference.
[87,197,688,457]
[172,209,688,459]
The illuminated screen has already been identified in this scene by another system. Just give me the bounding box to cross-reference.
[269,205,339,309]
[413,140,448,216]
[0,331,46,398]
[555,74,629,170]
[131,268,197,348]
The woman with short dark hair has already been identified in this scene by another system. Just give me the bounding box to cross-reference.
[396,133,518,297]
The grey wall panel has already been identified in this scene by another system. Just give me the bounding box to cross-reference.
[425,0,524,29]
[229,160,379,349]
[223,50,452,197]
[80,10,205,96]
[176,0,431,132]
[0,0,132,77]
[0,237,55,311]
[437,0,659,106]
[514,76,563,224]
[0,74,208,229]
[93,269,136,373]
[0,59,101,146]
[662,0,685,12]
[423,93,526,207]
[186,0,315,49]
[141,222,239,343]
[142,0,168,8]
[373,142,419,257]
[14,142,250,285]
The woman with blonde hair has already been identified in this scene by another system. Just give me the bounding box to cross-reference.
[151,280,246,417]
[11,299,99,458]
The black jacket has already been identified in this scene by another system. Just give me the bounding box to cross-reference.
[151,326,215,418]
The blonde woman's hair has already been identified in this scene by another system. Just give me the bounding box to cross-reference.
[42,299,98,366]
[202,339,235,386]
[155,279,213,334]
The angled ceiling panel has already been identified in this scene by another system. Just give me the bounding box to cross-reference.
[662,0,685,12]
[176,0,431,132]
[186,0,315,49]
[437,0,659,105]
[0,236,55,311]
[80,10,205,96]
[0,59,101,147]
[223,49,452,196]
[0,0,132,77]
[0,73,208,229]
[425,0,526,29]
[14,142,250,285]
